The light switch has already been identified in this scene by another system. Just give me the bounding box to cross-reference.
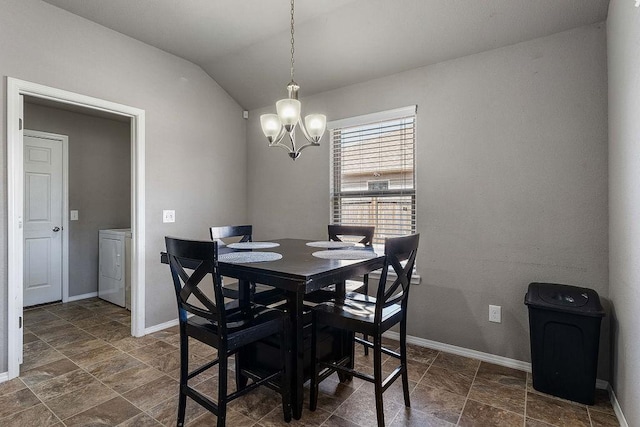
[70,210,79,221]
[163,210,175,223]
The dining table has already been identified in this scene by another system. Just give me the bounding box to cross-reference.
[161,237,386,419]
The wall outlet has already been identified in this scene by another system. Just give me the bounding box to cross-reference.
[163,210,175,223]
[70,210,79,221]
[489,305,502,323]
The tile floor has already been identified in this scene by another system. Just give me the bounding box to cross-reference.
[0,298,620,426]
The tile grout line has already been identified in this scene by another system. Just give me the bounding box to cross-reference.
[69,357,158,423]
[85,344,183,425]
[0,377,64,426]
[23,347,124,423]
[389,348,440,426]
[455,359,480,426]
[22,303,160,425]
[322,345,440,427]
[19,370,68,426]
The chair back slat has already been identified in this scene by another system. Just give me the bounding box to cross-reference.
[209,225,253,246]
[166,237,227,330]
[375,234,419,321]
[328,225,374,246]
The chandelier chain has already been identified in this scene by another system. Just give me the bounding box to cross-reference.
[259,0,325,160]
[290,0,295,81]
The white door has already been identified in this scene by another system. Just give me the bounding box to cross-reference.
[23,133,63,307]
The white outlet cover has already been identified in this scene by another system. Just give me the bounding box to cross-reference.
[70,210,79,221]
[163,210,175,223]
[489,305,502,323]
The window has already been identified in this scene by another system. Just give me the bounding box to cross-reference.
[329,106,416,245]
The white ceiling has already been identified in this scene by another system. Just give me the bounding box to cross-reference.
[42,0,609,110]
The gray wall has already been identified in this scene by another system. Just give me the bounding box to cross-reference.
[607,1,640,425]
[24,102,131,298]
[248,24,609,375]
[0,0,247,371]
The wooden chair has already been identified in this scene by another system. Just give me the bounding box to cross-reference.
[165,237,291,427]
[309,234,419,427]
[307,224,375,354]
[305,225,375,300]
[328,224,375,295]
[209,225,283,304]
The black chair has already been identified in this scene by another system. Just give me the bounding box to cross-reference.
[165,237,291,427]
[328,224,375,295]
[307,224,376,354]
[309,234,419,427]
[306,225,375,300]
[209,225,283,304]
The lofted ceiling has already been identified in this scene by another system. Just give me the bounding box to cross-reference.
[42,0,609,110]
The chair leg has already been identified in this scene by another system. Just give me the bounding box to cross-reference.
[362,333,369,356]
[235,352,248,391]
[217,352,228,427]
[177,330,188,427]
[309,313,319,411]
[362,280,369,356]
[373,334,385,427]
[280,318,292,422]
[400,316,411,407]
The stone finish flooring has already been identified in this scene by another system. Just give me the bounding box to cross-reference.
[0,298,620,426]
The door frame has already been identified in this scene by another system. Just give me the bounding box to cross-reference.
[7,77,146,379]
[23,130,70,306]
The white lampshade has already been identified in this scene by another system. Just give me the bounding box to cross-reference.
[276,98,301,128]
[260,114,282,141]
[304,114,326,141]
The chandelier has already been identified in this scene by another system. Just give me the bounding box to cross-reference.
[260,0,326,160]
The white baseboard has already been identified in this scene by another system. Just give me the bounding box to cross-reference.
[383,331,612,393]
[66,292,98,302]
[608,384,629,427]
[144,318,180,335]
[0,371,9,383]
[384,331,532,372]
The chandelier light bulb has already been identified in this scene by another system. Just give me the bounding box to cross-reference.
[276,98,301,129]
[304,114,327,141]
[260,114,282,141]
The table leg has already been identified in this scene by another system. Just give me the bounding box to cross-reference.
[286,288,305,420]
[335,280,346,301]
[235,279,251,391]
[237,279,251,308]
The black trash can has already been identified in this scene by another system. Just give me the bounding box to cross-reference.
[524,282,605,405]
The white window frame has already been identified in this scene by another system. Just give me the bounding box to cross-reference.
[328,106,420,285]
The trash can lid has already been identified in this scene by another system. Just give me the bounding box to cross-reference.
[524,282,605,317]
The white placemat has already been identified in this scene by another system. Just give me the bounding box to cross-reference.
[312,250,378,260]
[306,241,355,249]
[227,242,280,249]
[219,251,282,263]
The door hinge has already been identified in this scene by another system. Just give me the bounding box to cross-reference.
[19,118,23,131]
[19,316,22,328]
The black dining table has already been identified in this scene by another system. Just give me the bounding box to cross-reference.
[161,238,386,419]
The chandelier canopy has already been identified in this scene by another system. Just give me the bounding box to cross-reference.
[259,0,326,160]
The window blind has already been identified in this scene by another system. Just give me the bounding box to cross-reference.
[330,107,416,245]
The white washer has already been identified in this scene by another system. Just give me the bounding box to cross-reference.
[98,228,131,309]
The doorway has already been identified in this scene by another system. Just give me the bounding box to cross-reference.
[6,77,146,379]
